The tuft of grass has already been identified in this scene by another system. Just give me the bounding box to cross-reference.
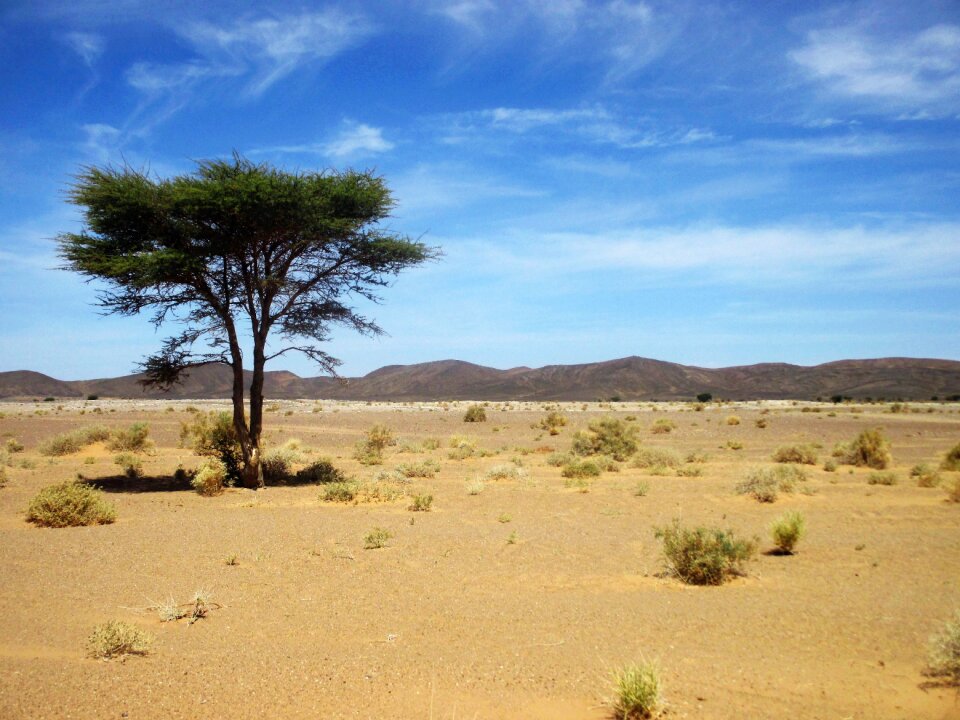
[840,428,892,469]
[941,442,960,471]
[465,478,485,495]
[571,417,639,461]
[655,519,756,585]
[364,527,393,549]
[770,510,806,554]
[772,444,818,465]
[408,494,433,512]
[925,609,960,686]
[867,471,897,486]
[611,662,662,719]
[463,404,487,423]
[484,463,527,481]
[634,480,650,497]
[86,621,153,660]
[26,482,116,527]
[191,458,227,496]
[911,464,941,488]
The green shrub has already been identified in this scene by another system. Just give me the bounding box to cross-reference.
[941,442,960,471]
[650,418,676,435]
[656,519,756,585]
[561,459,602,479]
[546,452,570,467]
[925,609,960,685]
[772,444,818,465]
[107,422,152,453]
[911,464,941,488]
[364,527,393,549]
[86,621,153,660]
[192,458,227,496]
[867,471,897,486]
[463,405,487,423]
[261,448,296,483]
[841,428,892,469]
[632,447,682,469]
[447,435,477,460]
[180,412,242,481]
[538,411,567,434]
[770,510,806,554]
[354,425,396,465]
[572,417,639,461]
[296,459,345,484]
[736,466,804,502]
[113,453,143,479]
[26,482,116,527]
[396,459,440,478]
[409,494,433,512]
[321,481,359,503]
[38,425,111,456]
[611,662,662,719]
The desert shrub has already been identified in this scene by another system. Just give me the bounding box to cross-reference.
[180,411,242,481]
[725,415,741,426]
[465,478,485,495]
[755,418,768,429]
[484,463,526,481]
[447,435,477,460]
[634,480,650,497]
[736,466,805,503]
[941,442,960,471]
[192,458,227,496]
[772,444,818,465]
[408,494,433,512]
[86,621,153,660]
[463,405,487,423]
[611,662,662,719]
[867,471,897,486]
[26,482,116,527]
[422,437,440,450]
[113,453,143,479]
[561,459,602,479]
[632,446,682,469]
[546,452,570,467]
[38,425,111,456]
[296,459,345,485]
[840,428,892,469]
[107,422,153,453]
[0,466,7,488]
[770,510,806,554]
[676,465,703,477]
[947,478,960,503]
[354,425,396,465]
[823,459,837,472]
[925,609,960,685]
[725,440,743,450]
[5,438,24,453]
[261,448,296,483]
[396,459,440,478]
[911,464,941,488]
[650,418,676,435]
[364,527,393,549]
[321,480,359,503]
[685,449,709,464]
[655,519,756,585]
[538,411,568,434]
[572,417,639,461]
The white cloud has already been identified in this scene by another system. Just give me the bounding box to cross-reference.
[324,122,394,158]
[791,21,960,116]
[64,31,104,66]
[81,123,123,161]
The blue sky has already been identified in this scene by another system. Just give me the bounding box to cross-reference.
[1,0,958,380]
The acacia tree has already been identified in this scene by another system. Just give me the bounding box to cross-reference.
[58,155,435,488]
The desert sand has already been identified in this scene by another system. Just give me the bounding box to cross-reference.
[0,398,958,719]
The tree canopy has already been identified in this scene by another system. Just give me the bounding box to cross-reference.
[58,154,436,487]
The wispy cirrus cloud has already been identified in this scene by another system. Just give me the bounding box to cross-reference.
[64,31,104,66]
[253,121,394,160]
[791,20,960,117]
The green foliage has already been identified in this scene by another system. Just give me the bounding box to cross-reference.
[561,459,602,479]
[395,459,440,478]
[611,662,662,719]
[696,392,712,403]
[770,511,806,554]
[655,519,756,585]
[38,425,110,456]
[364,527,393,549]
[867,471,897,486]
[107,422,152,453]
[925,609,960,685]
[354,424,396,465]
[261,448,296,483]
[538,411,568,434]
[941,442,960,471]
[192,458,227,496]
[26,482,116,527]
[408,494,433,512]
[180,412,242,481]
[840,428,892,469]
[463,405,487,423]
[321,481,359,503]
[772,444,818,465]
[571,417,639,461]
[296,459,345,485]
[86,621,153,660]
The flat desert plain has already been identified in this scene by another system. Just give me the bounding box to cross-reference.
[0,399,958,719]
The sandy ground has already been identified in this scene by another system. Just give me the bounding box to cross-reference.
[0,398,958,719]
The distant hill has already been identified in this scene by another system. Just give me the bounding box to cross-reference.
[2,356,959,401]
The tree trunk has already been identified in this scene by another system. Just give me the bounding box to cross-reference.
[244,340,266,490]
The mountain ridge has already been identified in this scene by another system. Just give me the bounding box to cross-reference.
[2,356,959,401]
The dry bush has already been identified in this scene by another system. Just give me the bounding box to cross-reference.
[484,463,526,481]
[354,424,396,465]
[725,415,741,426]
[839,428,892,469]
[463,404,487,423]
[191,458,227,496]
[572,417,639,461]
[86,621,153,660]
[770,510,806,554]
[538,411,568,434]
[295,459,345,485]
[5,438,24,453]
[107,422,153,453]
[180,411,242,481]
[396,459,440,478]
[772,444,818,465]
[113,453,143,479]
[941,442,960,471]
[611,661,662,719]
[925,609,960,686]
[655,519,756,585]
[632,447,682,469]
[364,527,393,549]
[561,459,602,479]
[910,464,941,488]
[26,482,116,527]
[945,478,960,503]
[736,466,805,503]
[867,471,897,486]
[408,494,433,512]
[38,425,111,456]
[650,418,676,435]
